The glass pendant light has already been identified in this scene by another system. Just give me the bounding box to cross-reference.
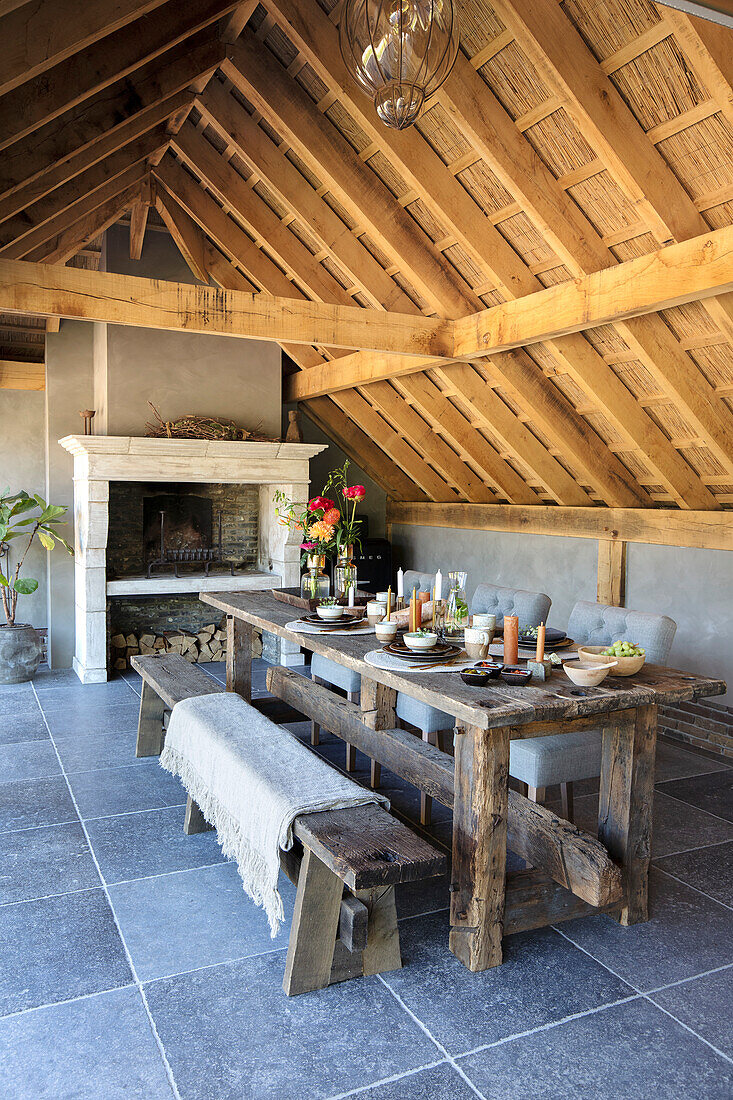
[339,0,460,130]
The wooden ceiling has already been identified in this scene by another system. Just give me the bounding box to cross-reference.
[1,0,733,511]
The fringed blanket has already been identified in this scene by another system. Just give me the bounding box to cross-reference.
[160,692,388,935]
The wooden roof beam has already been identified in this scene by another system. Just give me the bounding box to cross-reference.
[31,183,143,266]
[0,0,239,151]
[0,29,222,206]
[222,31,481,318]
[129,178,154,261]
[0,258,454,357]
[0,128,169,254]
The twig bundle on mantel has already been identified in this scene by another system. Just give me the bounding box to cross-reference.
[145,402,277,442]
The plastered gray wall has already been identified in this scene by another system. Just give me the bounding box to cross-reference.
[391,523,731,703]
[0,388,48,629]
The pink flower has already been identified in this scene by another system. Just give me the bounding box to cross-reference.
[344,485,366,501]
[308,496,335,512]
[300,541,316,550]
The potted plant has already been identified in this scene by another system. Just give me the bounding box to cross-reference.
[0,490,73,683]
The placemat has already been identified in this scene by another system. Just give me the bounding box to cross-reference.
[364,649,474,674]
[286,619,375,637]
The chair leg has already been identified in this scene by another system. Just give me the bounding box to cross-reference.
[527,786,546,803]
[560,781,574,822]
[310,674,322,746]
[370,759,381,789]
[345,689,358,771]
[420,730,437,825]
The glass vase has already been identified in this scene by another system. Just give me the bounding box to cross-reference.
[333,544,357,600]
[300,554,330,602]
[444,571,469,637]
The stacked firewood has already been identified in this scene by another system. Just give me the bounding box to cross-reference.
[109,623,263,670]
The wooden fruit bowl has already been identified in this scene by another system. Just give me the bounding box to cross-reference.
[577,645,645,676]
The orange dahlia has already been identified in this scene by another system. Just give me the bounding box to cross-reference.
[308,520,335,543]
[322,507,340,525]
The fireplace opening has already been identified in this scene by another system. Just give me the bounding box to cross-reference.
[142,493,235,577]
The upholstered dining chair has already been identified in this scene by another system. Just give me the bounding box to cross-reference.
[396,581,552,825]
[509,600,677,821]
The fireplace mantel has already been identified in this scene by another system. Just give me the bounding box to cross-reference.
[59,435,327,682]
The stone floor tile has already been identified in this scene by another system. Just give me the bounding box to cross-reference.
[0,776,77,833]
[654,841,733,908]
[344,1063,478,1099]
[0,821,99,905]
[558,868,733,991]
[43,700,142,739]
[655,771,733,823]
[0,706,49,746]
[109,862,295,981]
[384,912,632,1053]
[68,761,186,819]
[85,805,227,883]
[653,741,733,782]
[458,997,732,1099]
[0,889,132,1015]
[0,986,172,1100]
[650,966,733,1058]
[54,722,148,774]
[0,741,60,783]
[145,952,440,1100]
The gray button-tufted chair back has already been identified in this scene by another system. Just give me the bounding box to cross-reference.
[567,601,676,665]
[402,570,439,596]
[471,583,551,627]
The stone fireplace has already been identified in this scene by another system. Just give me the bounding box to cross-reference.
[59,436,326,682]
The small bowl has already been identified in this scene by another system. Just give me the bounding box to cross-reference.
[316,604,345,621]
[577,645,645,677]
[473,661,504,677]
[404,631,438,651]
[563,660,617,687]
[461,668,490,686]
[374,621,398,643]
[500,666,532,685]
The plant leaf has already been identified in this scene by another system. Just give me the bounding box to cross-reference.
[38,530,55,550]
[10,497,37,517]
[0,572,8,586]
[39,505,65,522]
[12,577,38,594]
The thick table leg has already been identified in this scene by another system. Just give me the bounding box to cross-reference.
[135,681,166,757]
[360,677,396,790]
[598,705,657,925]
[226,616,252,700]
[450,724,510,971]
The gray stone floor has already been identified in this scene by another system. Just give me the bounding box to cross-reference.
[0,660,731,1099]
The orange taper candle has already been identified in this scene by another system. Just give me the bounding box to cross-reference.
[536,622,546,662]
[504,615,519,666]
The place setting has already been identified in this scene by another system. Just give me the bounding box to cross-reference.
[287,599,374,636]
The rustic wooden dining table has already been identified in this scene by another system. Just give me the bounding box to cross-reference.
[200,590,726,973]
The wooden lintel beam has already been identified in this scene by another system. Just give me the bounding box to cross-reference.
[0,360,44,390]
[386,501,733,551]
[0,258,453,356]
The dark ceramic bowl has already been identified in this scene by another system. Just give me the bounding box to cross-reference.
[473,661,504,677]
[461,668,490,686]
[500,666,532,685]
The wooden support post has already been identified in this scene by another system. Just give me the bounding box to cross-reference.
[311,672,322,745]
[598,705,657,925]
[184,795,213,835]
[226,615,252,699]
[283,846,344,996]
[597,539,626,606]
[135,679,166,757]
[360,676,396,790]
[450,724,510,971]
[357,886,402,976]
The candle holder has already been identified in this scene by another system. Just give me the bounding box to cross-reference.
[527,658,553,682]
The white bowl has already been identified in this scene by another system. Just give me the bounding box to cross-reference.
[376,591,390,603]
[563,660,617,687]
[316,604,345,621]
[404,631,438,651]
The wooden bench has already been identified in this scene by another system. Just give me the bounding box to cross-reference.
[130,653,447,995]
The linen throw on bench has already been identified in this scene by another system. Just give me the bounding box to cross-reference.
[161,693,389,935]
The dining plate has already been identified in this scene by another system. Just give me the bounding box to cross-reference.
[384,640,461,662]
[299,613,366,629]
[517,636,574,651]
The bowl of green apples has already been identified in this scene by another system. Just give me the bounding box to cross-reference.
[577,641,646,676]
